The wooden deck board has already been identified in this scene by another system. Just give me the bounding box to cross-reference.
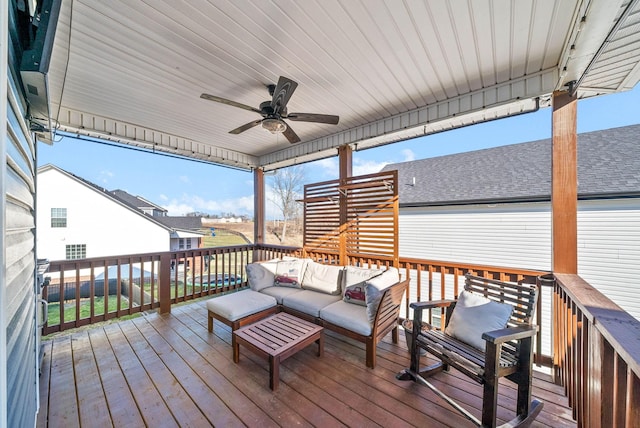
[140,311,282,427]
[102,323,179,427]
[37,299,577,428]
[86,327,145,427]
[71,331,112,427]
[46,336,79,427]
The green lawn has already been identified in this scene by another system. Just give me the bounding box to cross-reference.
[201,228,250,247]
[46,296,134,326]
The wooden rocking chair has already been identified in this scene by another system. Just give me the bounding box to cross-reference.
[397,273,543,428]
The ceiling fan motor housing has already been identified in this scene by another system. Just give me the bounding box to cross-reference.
[259,101,274,115]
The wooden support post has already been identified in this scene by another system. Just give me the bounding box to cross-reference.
[551,90,578,274]
[253,168,265,261]
[338,145,352,265]
[159,252,171,314]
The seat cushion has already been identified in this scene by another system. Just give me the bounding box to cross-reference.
[206,290,277,322]
[445,290,514,351]
[259,286,303,304]
[320,301,372,336]
[282,290,341,317]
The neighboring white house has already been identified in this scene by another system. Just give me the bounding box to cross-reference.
[382,124,640,320]
[36,164,203,261]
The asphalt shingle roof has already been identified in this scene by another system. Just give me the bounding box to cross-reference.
[381,124,640,206]
[154,216,203,231]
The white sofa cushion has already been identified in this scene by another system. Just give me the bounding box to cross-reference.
[282,290,341,317]
[364,267,400,323]
[259,286,303,304]
[320,301,372,336]
[445,290,514,351]
[301,261,343,295]
[246,261,277,292]
[206,290,277,322]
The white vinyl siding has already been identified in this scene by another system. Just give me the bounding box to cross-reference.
[576,199,640,320]
[398,199,640,320]
[399,202,552,271]
[3,48,39,428]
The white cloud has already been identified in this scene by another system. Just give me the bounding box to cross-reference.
[99,169,114,184]
[402,149,415,162]
[313,157,338,178]
[179,175,190,183]
[158,194,168,201]
[353,159,388,176]
[162,193,255,216]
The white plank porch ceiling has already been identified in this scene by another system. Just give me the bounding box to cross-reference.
[45,0,640,171]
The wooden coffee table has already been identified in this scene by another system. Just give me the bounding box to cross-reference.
[232,312,324,391]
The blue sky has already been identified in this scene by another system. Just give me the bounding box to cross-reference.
[38,86,640,218]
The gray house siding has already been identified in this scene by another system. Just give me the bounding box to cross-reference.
[3,6,39,428]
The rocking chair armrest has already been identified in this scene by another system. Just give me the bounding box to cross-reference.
[410,299,456,312]
[482,324,538,345]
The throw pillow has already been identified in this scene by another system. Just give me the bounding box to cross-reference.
[343,283,367,306]
[364,267,400,323]
[301,261,343,295]
[274,259,305,288]
[342,266,384,306]
[444,290,514,351]
[246,262,275,292]
[343,266,384,290]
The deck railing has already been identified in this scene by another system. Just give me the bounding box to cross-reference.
[42,244,640,426]
[552,273,640,426]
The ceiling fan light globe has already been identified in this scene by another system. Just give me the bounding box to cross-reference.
[262,118,287,134]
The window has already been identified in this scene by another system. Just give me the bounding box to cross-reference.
[186,238,192,249]
[51,208,67,227]
[179,239,184,250]
[65,244,86,260]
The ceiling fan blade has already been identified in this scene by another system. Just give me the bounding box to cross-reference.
[286,112,339,125]
[282,123,301,144]
[229,119,262,134]
[200,93,262,114]
[271,76,298,115]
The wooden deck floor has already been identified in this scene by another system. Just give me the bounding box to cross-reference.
[37,299,576,427]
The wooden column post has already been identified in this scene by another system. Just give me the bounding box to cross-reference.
[253,168,265,261]
[338,145,352,265]
[551,90,578,274]
[159,252,171,314]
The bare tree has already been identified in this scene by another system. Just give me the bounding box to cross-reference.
[269,165,305,243]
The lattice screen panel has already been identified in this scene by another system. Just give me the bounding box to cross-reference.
[302,171,398,263]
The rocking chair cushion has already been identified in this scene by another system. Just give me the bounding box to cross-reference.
[445,291,514,351]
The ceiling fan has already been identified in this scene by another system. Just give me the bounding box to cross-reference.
[200,76,339,144]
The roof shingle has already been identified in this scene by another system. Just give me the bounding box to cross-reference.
[381,124,640,206]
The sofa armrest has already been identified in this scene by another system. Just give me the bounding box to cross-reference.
[371,278,409,336]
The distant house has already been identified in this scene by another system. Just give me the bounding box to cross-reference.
[110,189,168,217]
[36,164,204,261]
[382,124,640,320]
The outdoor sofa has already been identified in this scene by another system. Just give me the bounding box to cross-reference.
[207,257,408,368]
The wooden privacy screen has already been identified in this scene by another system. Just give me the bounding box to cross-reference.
[302,170,398,265]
